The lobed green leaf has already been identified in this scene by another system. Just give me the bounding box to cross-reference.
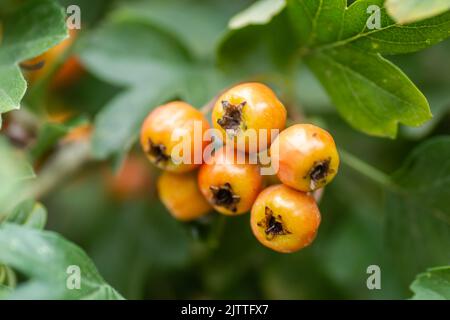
[285,0,450,137]
[306,46,430,137]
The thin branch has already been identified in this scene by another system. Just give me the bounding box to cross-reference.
[25,140,92,200]
[339,149,396,190]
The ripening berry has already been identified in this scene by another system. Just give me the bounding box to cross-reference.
[140,101,210,173]
[212,82,286,153]
[51,55,84,89]
[105,155,153,201]
[198,147,263,215]
[270,124,339,192]
[158,171,211,221]
[250,184,321,253]
[22,29,84,88]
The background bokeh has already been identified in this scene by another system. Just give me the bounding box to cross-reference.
[0,0,449,299]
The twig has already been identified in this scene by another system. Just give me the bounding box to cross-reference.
[339,149,396,190]
[25,140,92,200]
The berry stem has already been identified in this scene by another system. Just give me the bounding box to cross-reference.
[340,149,395,190]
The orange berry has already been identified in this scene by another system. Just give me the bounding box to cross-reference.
[250,184,321,253]
[158,171,211,221]
[270,124,339,192]
[212,82,286,153]
[140,101,210,173]
[51,55,84,89]
[198,147,263,215]
[105,155,153,201]
[23,29,83,87]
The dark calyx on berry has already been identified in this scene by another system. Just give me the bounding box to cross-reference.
[257,207,291,240]
[210,182,240,212]
[19,60,46,71]
[147,139,169,164]
[307,157,333,188]
[217,100,246,135]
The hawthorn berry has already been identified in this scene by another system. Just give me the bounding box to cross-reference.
[22,29,84,88]
[105,155,153,201]
[270,124,339,192]
[250,184,321,253]
[140,101,210,173]
[212,82,286,153]
[198,147,263,215]
[158,171,211,221]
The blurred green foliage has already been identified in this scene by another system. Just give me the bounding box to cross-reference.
[0,0,449,299]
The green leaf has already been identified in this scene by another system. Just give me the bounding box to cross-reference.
[335,0,450,55]
[0,0,67,122]
[4,200,47,230]
[0,65,26,115]
[410,266,450,300]
[218,10,298,75]
[229,0,286,30]
[109,0,251,59]
[386,0,450,24]
[79,19,187,159]
[0,223,124,299]
[306,46,430,137]
[285,0,450,137]
[0,0,68,65]
[91,202,191,273]
[385,137,450,283]
[0,138,35,214]
[79,19,189,86]
[288,0,347,46]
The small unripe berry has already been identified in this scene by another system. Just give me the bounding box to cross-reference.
[270,124,339,192]
[198,147,263,215]
[158,171,211,221]
[250,184,321,253]
[212,82,286,153]
[140,101,210,173]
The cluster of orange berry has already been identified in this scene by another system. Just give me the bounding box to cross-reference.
[140,83,339,253]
